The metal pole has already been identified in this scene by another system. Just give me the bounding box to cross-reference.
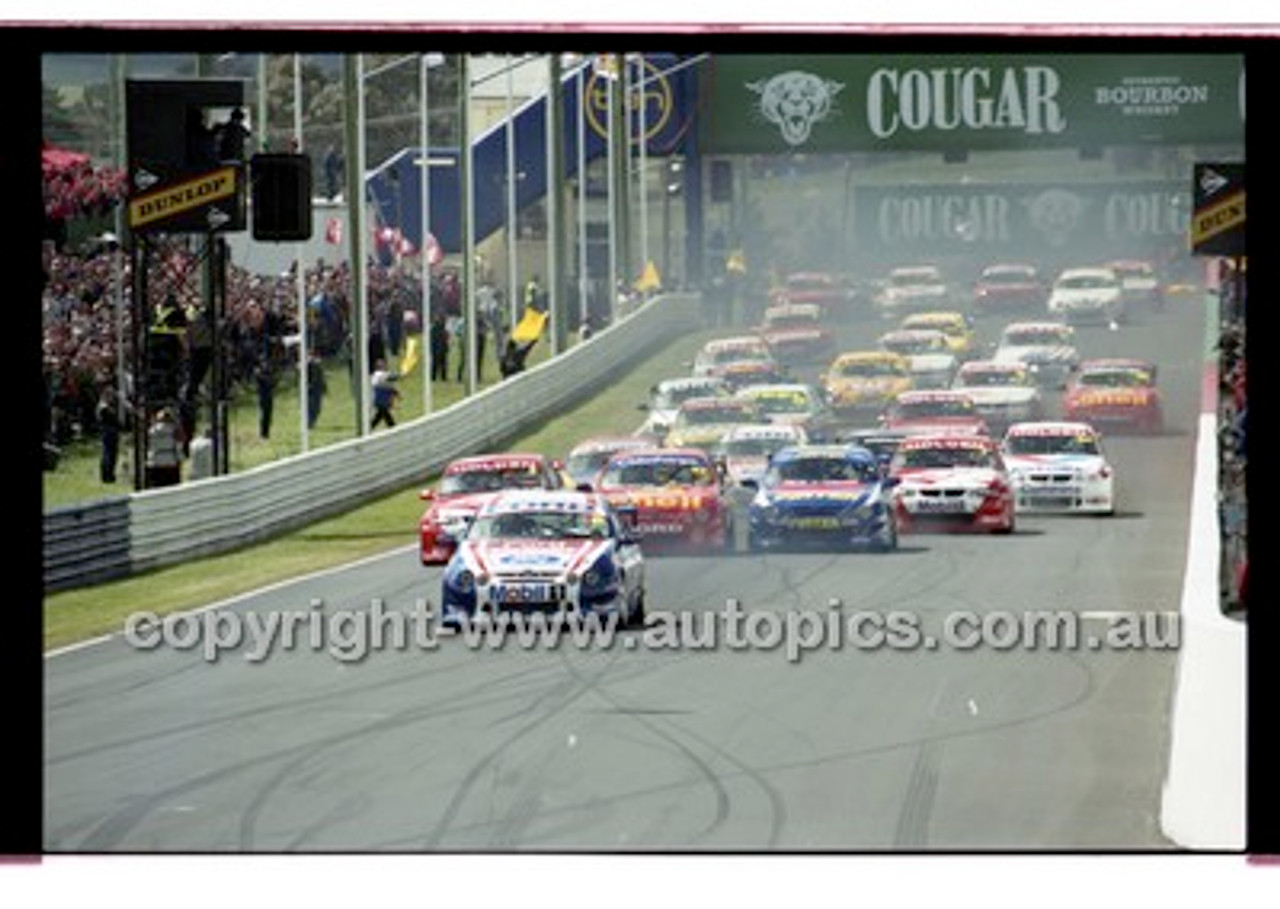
[294,53,309,452]
[111,54,128,432]
[606,58,618,324]
[420,52,433,415]
[546,53,564,355]
[344,54,369,436]
[258,54,269,152]
[506,54,519,331]
[461,54,478,396]
[577,63,588,333]
[637,55,650,284]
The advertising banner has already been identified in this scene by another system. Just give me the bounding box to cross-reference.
[701,54,1244,154]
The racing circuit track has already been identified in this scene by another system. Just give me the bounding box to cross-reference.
[45,295,1207,851]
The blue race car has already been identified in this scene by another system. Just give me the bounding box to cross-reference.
[440,489,646,627]
[744,444,899,552]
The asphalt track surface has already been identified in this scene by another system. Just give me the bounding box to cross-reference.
[45,293,1206,851]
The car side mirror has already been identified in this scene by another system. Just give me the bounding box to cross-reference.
[576,482,594,493]
[880,475,901,489]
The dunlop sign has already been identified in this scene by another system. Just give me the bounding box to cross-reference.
[1190,163,1244,257]
[128,166,245,234]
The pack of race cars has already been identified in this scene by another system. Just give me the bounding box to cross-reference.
[420,259,1172,622]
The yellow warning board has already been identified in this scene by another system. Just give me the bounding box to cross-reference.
[128,167,238,230]
[1191,190,1245,251]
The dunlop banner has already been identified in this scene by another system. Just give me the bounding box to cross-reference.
[128,166,246,234]
[701,54,1244,153]
[849,180,1191,260]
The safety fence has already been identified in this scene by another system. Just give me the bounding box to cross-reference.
[44,292,702,592]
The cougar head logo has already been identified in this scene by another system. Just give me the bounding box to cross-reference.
[746,71,844,146]
[1025,188,1086,248]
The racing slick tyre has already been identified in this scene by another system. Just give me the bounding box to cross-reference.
[870,516,899,553]
[626,590,647,629]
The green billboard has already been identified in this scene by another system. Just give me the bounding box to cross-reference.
[700,54,1244,153]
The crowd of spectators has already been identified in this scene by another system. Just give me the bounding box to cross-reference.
[41,231,471,470]
[1217,259,1246,614]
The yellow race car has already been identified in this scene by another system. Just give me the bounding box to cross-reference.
[820,351,914,419]
[898,311,978,360]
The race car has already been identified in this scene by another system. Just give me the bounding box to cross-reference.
[820,350,914,420]
[837,428,909,473]
[1062,358,1163,434]
[663,396,765,452]
[716,359,792,391]
[971,263,1046,317]
[1107,259,1165,311]
[880,390,990,438]
[770,271,861,319]
[594,447,733,552]
[1001,421,1116,514]
[691,335,779,379]
[734,382,840,441]
[754,302,837,365]
[889,434,1016,534]
[876,265,951,319]
[714,422,810,488]
[1046,266,1126,325]
[745,444,899,552]
[992,321,1080,389]
[439,489,646,627]
[640,376,731,440]
[950,360,1046,434]
[419,453,567,565]
[877,328,959,389]
[898,311,978,360]
[564,434,663,489]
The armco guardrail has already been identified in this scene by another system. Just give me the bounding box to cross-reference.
[44,293,702,592]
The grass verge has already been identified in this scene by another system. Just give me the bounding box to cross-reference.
[43,325,721,652]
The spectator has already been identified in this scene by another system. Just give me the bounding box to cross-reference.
[217,108,251,162]
[306,351,326,429]
[254,353,275,440]
[448,313,466,382]
[95,383,120,483]
[145,408,183,488]
[500,338,537,379]
[430,312,449,382]
[323,144,343,201]
[371,359,400,429]
[188,430,214,482]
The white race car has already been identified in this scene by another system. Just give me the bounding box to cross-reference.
[714,422,809,488]
[1046,266,1126,325]
[1001,421,1116,514]
[992,321,1080,389]
[878,328,958,389]
[440,489,647,627]
[640,376,730,440]
[950,360,1046,433]
[876,265,950,319]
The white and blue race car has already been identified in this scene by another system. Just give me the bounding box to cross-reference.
[440,489,646,627]
[1001,421,1116,514]
[744,444,900,552]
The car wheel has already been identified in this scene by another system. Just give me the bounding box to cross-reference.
[627,590,647,629]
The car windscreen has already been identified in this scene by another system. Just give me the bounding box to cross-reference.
[1076,371,1150,387]
[768,456,879,484]
[893,399,975,419]
[837,360,905,378]
[467,509,612,540]
[1004,434,1100,456]
[440,466,546,495]
[601,458,715,488]
[895,446,997,470]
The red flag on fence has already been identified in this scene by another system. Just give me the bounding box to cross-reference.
[325,216,342,245]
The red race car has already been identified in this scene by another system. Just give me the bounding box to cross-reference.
[418,453,566,565]
[880,390,990,438]
[971,262,1046,317]
[593,447,733,552]
[770,271,860,319]
[889,434,1016,534]
[1062,358,1163,434]
[755,302,837,366]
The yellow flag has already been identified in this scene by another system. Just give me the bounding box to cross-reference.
[634,260,662,293]
[400,335,420,375]
[511,307,549,344]
[726,249,747,274]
